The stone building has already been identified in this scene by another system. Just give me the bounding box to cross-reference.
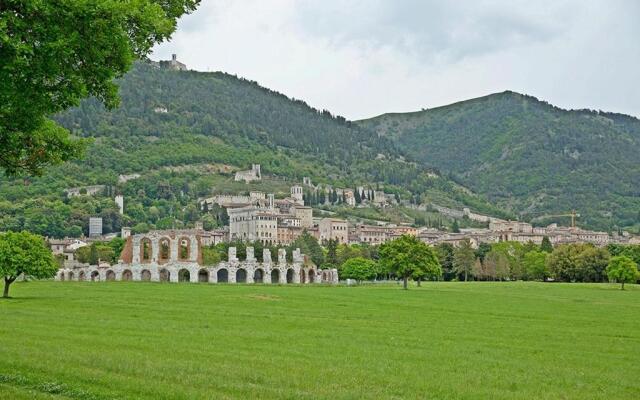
[89,217,103,237]
[291,206,313,229]
[55,230,338,284]
[234,164,261,182]
[319,218,348,244]
[227,205,278,244]
[352,224,388,245]
[290,185,304,205]
[160,54,187,71]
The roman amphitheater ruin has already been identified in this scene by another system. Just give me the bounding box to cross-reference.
[55,230,339,284]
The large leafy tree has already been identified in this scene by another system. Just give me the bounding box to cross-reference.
[0,0,200,175]
[606,256,639,290]
[0,231,57,298]
[379,235,441,289]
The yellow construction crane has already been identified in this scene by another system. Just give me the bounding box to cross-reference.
[543,210,580,228]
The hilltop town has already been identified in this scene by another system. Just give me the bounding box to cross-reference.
[48,163,639,269]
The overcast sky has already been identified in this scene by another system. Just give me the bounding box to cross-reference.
[152,0,640,120]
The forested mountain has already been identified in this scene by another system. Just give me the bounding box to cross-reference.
[0,62,505,238]
[360,91,640,231]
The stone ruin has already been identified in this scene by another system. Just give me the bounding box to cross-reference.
[55,230,339,284]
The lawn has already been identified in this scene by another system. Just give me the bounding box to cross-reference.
[0,281,638,399]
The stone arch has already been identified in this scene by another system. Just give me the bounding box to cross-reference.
[178,268,191,283]
[217,268,228,283]
[140,238,152,263]
[91,271,100,281]
[286,268,294,284]
[122,269,133,281]
[198,269,209,283]
[308,269,315,283]
[236,268,247,283]
[106,270,116,281]
[68,271,75,280]
[141,269,151,281]
[158,237,171,263]
[300,269,306,284]
[271,269,280,284]
[59,271,65,281]
[178,237,190,261]
[254,268,264,283]
[78,271,86,281]
[159,268,170,282]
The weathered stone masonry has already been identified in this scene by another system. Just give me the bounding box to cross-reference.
[56,230,339,284]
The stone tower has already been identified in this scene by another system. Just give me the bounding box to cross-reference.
[291,185,304,205]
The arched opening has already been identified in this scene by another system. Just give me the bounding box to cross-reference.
[140,238,152,263]
[60,271,65,281]
[178,269,191,282]
[68,271,75,280]
[308,269,315,283]
[178,237,190,261]
[141,269,151,281]
[217,268,228,283]
[236,268,247,283]
[254,268,264,283]
[286,268,294,284]
[106,270,116,281]
[122,269,133,281]
[78,271,85,281]
[91,271,100,281]
[300,269,306,284]
[159,238,171,263]
[198,269,209,283]
[271,269,280,284]
[159,268,170,282]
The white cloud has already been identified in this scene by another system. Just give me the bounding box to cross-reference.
[152,0,640,120]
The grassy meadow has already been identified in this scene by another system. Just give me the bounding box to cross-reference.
[0,281,638,399]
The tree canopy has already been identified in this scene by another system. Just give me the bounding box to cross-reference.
[606,256,638,290]
[0,0,199,175]
[379,235,441,289]
[340,257,377,283]
[0,231,57,297]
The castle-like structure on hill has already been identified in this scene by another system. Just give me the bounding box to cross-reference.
[55,230,338,284]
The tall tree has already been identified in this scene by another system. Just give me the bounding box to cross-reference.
[435,243,455,281]
[453,239,475,281]
[379,235,441,289]
[0,231,57,298]
[325,239,338,267]
[451,220,460,233]
[0,0,200,175]
[540,236,553,253]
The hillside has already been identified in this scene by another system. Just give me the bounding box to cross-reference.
[360,91,640,231]
[0,62,507,238]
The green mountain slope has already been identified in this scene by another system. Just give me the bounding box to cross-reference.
[360,91,640,231]
[0,62,507,238]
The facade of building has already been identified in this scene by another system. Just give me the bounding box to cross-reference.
[228,206,278,244]
[319,218,349,244]
[291,185,304,205]
[353,224,387,245]
[292,206,313,229]
[89,217,103,237]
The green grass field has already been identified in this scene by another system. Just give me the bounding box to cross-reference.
[1,282,638,399]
